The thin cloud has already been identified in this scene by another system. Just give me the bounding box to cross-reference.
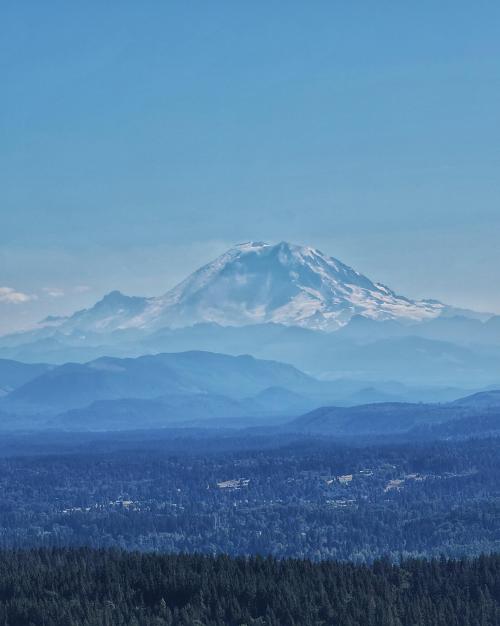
[0,287,37,304]
[42,287,65,298]
[74,285,91,293]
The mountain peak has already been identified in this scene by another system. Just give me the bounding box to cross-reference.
[138,240,446,331]
[23,241,462,336]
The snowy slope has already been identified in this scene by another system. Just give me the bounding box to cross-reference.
[28,241,458,335]
[135,241,449,330]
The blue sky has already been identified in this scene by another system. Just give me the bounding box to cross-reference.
[1,1,500,332]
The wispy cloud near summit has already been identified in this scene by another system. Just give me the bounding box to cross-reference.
[42,287,65,298]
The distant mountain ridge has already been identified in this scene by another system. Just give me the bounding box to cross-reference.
[3,351,315,415]
[0,350,327,430]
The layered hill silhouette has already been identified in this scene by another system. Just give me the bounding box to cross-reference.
[0,350,498,436]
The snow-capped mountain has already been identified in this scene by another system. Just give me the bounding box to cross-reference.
[32,241,457,334]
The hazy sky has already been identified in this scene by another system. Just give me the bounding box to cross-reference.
[1,2,500,333]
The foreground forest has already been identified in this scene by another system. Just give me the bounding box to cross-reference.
[0,548,499,626]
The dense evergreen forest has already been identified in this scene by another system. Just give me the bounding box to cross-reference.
[0,434,499,561]
[2,430,500,624]
[0,548,499,625]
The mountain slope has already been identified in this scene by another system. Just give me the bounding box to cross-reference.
[0,359,52,396]
[451,389,500,408]
[290,389,500,436]
[291,402,465,435]
[53,394,257,430]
